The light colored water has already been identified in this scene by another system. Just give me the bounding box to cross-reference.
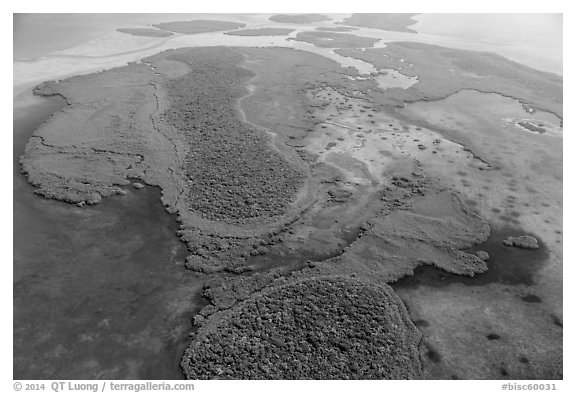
[393,88,563,380]
[13,14,366,96]
[399,89,562,247]
[412,14,562,75]
[375,69,418,89]
[13,13,275,60]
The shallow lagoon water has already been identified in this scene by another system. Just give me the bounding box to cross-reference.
[399,89,562,229]
[13,92,202,379]
[411,13,562,75]
[390,88,562,379]
[375,69,418,89]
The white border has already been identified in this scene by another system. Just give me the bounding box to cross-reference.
[5,2,571,391]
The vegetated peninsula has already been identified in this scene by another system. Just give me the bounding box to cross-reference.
[225,28,294,37]
[340,13,420,33]
[20,40,562,379]
[116,28,173,37]
[294,31,379,48]
[335,42,563,117]
[152,20,246,34]
[269,13,331,24]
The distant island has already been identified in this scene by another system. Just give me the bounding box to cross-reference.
[117,28,173,37]
[269,14,331,24]
[152,20,246,34]
[340,13,420,33]
[225,28,294,37]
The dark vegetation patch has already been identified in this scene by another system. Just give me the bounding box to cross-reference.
[414,319,430,327]
[551,314,563,328]
[517,120,548,134]
[424,343,442,363]
[521,294,542,303]
[182,277,422,379]
[162,48,305,223]
[466,199,478,207]
[153,20,245,34]
[117,28,173,37]
[225,28,294,37]
[294,31,379,49]
[340,13,419,33]
[269,14,331,24]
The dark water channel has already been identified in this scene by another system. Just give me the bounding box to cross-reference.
[13,93,203,379]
